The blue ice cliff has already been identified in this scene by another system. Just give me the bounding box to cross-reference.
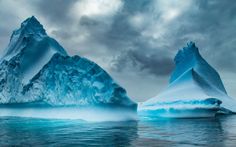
[138,42,236,118]
[0,16,137,118]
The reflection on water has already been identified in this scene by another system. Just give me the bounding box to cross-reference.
[1,116,236,146]
[0,118,138,146]
[138,117,224,146]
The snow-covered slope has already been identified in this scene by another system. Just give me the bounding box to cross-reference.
[0,16,136,112]
[139,42,236,117]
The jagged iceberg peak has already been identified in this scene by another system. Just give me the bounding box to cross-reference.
[17,16,46,37]
[3,16,66,60]
[139,42,236,117]
[169,41,227,94]
[174,42,200,65]
[1,16,67,84]
[170,42,201,83]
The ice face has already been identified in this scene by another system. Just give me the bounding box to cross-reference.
[3,16,47,59]
[22,53,136,110]
[1,16,67,84]
[0,16,137,113]
[170,42,227,94]
[139,42,236,117]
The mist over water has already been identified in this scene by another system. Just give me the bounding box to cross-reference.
[1,115,236,146]
[0,107,137,122]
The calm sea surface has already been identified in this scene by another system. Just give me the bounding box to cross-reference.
[1,115,236,146]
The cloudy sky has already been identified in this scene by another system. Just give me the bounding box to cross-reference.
[0,0,236,102]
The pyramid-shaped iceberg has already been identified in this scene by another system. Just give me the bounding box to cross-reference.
[139,42,236,118]
[0,16,137,120]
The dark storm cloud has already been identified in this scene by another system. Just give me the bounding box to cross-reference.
[108,0,236,75]
[112,49,174,75]
[30,0,78,25]
[161,0,236,72]
[101,0,145,48]
[76,0,175,76]
[29,0,78,41]
[55,0,236,77]
[79,16,99,26]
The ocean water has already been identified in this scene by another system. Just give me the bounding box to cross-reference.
[0,115,236,146]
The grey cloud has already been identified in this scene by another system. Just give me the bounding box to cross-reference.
[30,0,78,25]
[51,30,74,40]
[76,0,175,76]
[108,0,236,78]
[79,16,100,26]
[167,0,236,70]
[28,1,77,47]
[112,49,174,76]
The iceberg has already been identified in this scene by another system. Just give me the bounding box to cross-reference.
[139,42,236,118]
[0,16,137,120]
